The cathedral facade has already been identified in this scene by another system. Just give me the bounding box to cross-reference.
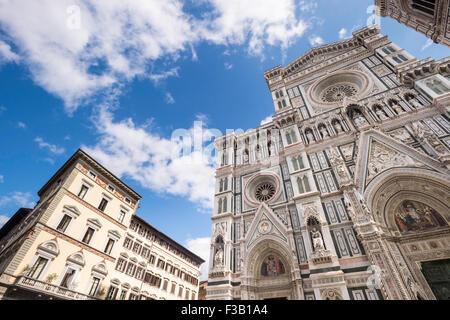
[375,0,450,47]
[206,25,450,300]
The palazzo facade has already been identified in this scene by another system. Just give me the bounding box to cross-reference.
[374,0,450,47]
[206,25,450,300]
[0,149,203,300]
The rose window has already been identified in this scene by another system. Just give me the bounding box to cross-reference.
[320,83,358,102]
[255,183,276,202]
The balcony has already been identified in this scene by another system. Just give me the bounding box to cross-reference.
[16,276,98,300]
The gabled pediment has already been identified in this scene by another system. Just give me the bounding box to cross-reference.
[245,202,288,250]
[354,129,448,192]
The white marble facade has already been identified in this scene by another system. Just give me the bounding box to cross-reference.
[206,26,450,300]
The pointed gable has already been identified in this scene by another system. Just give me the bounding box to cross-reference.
[354,129,448,192]
[245,202,288,250]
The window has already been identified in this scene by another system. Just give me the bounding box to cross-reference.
[185,289,190,300]
[178,287,183,298]
[118,210,126,223]
[297,176,311,194]
[149,255,156,265]
[106,286,118,300]
[163,280,168,291]
[56,214,72,233]
[393,56,402,64]
[157,259,165,269]
[107,185,115,193]
[98,198,109,212]
[119,290,128,300]
[282,99,287,107]
[279,90,283,97]
[135,267,144,280]
[126,263,136,277]
[60,268,76,288]
[123,237,133,250]
[278,101,282,109]
[116,258,127,272]
[292,156,305,171]
[398,54,408,62]
[382,48,389,54]
[141,247,150,259]
[171,283,176,294]
[133,242,142,254]
[82,227,95,245]
[125,197,131,204]
[191,292,196,300]
[28,257,48,279]
[78,185,89,199]
[88,277,101,296]
[275,91,279,99]
[412,0,435,16]
[88,171,97,179]
[104,239,115,255]
[128,293,137,300]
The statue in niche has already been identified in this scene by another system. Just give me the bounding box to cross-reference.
[261,255,285,277]
[394,200,447,233]
[243,150,249,164]
[311,228,325,251]
[352,111,368,127]
[411,122,447,155]
[390,100,405,115]
[375,107,388,120]
[405,94,422,108]
[306,130,315,143]
[214,246,224,267]
[319,126,329,138]
[333,121,343,134]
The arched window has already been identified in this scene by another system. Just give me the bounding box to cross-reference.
[219,179,223,192]
[218,198,222,213]
[282,99,287,107]
[412,0,436,16]
[224,177,228,191]
[292,156,305,171]
[286,131,292,145]
[387,45,396,53]
[297,177,305,194]
[278,102,282,109]
[222,197,227,212]
[275,91,279,99]
[303,176,311,192]
[279,90,284,97]
[382,48,390,54]
[399,54,408,62]
[393,56,402,63]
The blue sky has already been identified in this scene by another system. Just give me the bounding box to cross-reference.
[0,0,448,277]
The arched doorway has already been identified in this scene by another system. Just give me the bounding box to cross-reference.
[365,169,450,300]
[242,239,299,300]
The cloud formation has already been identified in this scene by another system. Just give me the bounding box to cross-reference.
[0,191,35,209]
[83,108,218,211]
[0,0,311,111]
[185,237,211,280]
[35,137,65,155]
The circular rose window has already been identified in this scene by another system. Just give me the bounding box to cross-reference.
[308,70,371,106]
[255,183,276,202]
[320,82,358,102]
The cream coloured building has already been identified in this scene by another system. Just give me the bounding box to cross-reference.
[0,149,203,300]
[207,25,450,300]
[111,215,203,300]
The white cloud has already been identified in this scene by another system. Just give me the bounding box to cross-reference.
[0,192,35,209]
[34,137,65,155]
[338,28,348,39]
[421,39,433,51]
[299,0,318,13]
[17,122,26,129]
[148,67,180,85]
[0,215,10,228]
[260,115,273,125]
[0,175,4,183]
[309,35,324,46]
[83,108,217,211]
[0,40,19,63]
[165,92,175,104]
[0,0,312,111]
[185,237,210,281]
[224,62,233,70]
[202,0,309,56]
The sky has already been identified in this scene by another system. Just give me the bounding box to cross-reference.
[0,0,448,279]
